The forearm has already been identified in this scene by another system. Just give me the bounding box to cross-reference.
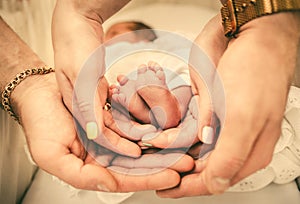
[56,0,131,23]
[0,17,55,120]
[0,17,45,95]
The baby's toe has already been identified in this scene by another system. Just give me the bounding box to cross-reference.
[117,74,129,86]
[117,93,127,105]
[148,61,162,72]
[112,86,121,101]
[155,70,166,82]
[137,64,148,74]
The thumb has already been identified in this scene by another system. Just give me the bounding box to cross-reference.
[201,123,254,194]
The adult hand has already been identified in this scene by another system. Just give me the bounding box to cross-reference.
[158,12,300,197]
[139,95,218,151]
[52,0,139,157]
[11,72,193,192]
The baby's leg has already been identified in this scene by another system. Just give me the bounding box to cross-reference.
[137,61,181,129]
[111,75,154,124]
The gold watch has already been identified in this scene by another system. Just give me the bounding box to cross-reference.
[221,0,300,37]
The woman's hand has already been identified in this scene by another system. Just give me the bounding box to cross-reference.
[157,12,300,197]
[12,72,191,192]
[52,0,138,157]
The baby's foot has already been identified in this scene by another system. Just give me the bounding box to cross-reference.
[111,75,152,123]
[136,61,181,129]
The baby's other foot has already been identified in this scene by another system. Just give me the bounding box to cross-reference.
[137,61,181,129]
[111,75,152,123]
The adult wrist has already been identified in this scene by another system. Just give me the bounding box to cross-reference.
[221,0,300,37]
[8,69,56,124]
[56,0,130,23]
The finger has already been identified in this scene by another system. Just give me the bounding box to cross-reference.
[190,93,217,144]
[75,101,141,158]
[112,153,195,173]
[73,46,106,136]
[141,124,198,149]
[93,126,142,158]
[102,107,126,136]
[88,142,116,167]
[40,146,117,191]
[55,70,74,110]
[76,77,142,157]
[187,142,214,160]
[193,157,209,173]
[109,167,181,192]
[189,15,228,145]
[157,173,210,198]
[189,50,217,145]
[232,119,282,184]
[200,116,262,194]
[69,136,87,160]
[105,108,157,141]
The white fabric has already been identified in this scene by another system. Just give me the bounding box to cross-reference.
[23,169,300,204]
[1,0,299,203]
[105,33,192,90]
[0,0,54,203]
[229,86,300,192]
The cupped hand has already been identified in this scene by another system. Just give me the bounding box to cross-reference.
[11,72,192,192]
[139,95,219,151]
[158,12,300,197]
[52,0,139,157]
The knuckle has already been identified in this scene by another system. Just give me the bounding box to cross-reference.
[77,101,92,113]
[104,115,115,128]
[223,155,245,173]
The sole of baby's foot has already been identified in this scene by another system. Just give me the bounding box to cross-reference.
[111,75,152,123]
[136,61,181,129]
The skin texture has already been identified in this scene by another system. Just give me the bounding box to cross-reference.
[0,16,196,192]
[50,0,300,197]
[112,61,191,129]
[157,12,300,197]
[52,0,138,157]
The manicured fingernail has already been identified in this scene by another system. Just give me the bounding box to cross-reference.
[202,126,214,144]
[142,142,153,147]
[97,184,110,192]
[211,177,230,194]
[86,122,98,140]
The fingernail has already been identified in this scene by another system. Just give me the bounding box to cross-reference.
[86,122,98,140]
[202,126,214,144]
[97,184,110,192]
[142,142,153,147]
[210,177,230,194]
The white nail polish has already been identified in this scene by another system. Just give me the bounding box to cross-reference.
[202,126,214,144]
[86,122,98,140]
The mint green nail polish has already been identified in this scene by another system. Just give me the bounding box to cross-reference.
[142,142,153,147]
[86,122,98,140]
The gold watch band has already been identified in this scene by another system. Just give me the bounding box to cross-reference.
[221,0,300,37]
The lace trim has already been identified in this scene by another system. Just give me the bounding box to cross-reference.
[229,86,300,192]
